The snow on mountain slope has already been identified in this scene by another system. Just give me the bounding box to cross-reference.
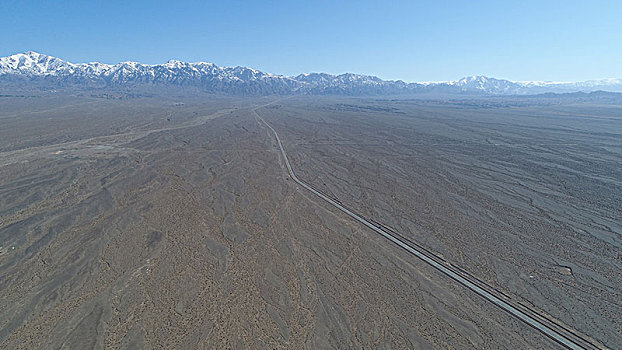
[1,52,621,95]
[0,51,78,75]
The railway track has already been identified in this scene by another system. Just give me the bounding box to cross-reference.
[255,109,605,350]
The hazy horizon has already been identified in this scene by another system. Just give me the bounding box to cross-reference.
[4,50,621,85]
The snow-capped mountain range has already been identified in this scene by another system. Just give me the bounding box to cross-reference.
[2,51,621,95]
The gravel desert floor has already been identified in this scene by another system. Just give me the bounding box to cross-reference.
[0,93,619,349]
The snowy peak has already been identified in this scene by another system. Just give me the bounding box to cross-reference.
[0,51,75,75]
[454,75,501,88]
[0,52,302,94]
[1,51,621,95]
[442,75,523,94]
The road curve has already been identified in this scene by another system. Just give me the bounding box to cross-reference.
[254,109,603,350]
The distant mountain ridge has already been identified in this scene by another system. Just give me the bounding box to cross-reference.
[2,51,622,95]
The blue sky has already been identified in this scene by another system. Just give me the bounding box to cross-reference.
[1,0,621,82]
